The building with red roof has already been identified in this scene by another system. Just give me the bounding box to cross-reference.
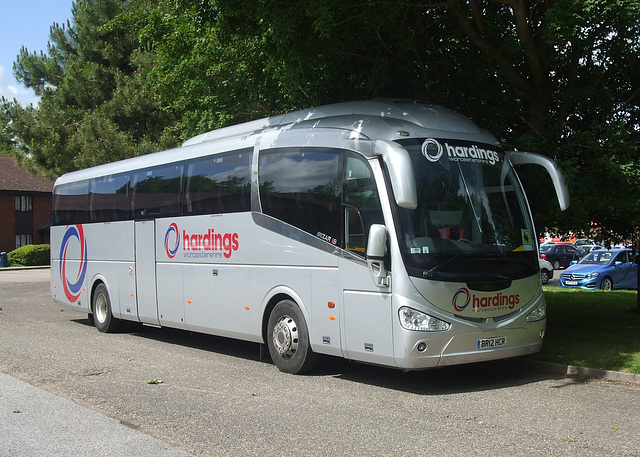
[0,156,54,254]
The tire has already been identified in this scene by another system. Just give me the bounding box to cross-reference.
[540,269,550,285]
[600,277,613,291]
[552,260,561,270]
[267,299,317,374]
[92,283,121,333]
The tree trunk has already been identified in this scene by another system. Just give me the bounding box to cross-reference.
[636,232,640,312]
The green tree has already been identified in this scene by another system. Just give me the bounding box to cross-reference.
[3,0,639,249]
[233,0,639,241]
[138,0,448,139]
[5,0,177,178]
[0,97,14,156]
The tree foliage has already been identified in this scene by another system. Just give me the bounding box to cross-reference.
[138,0,639,240]
[1,0,639,242]
[2,0,177,177]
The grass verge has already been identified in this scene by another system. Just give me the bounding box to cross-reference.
[532,287,640,374]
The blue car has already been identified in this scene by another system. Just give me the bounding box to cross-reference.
[559,249,638,290]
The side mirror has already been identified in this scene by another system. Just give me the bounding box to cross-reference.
[570,260,577,266]
[374,140,417,210]
[366,224,389,287]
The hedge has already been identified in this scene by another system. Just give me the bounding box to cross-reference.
[8,244,50,267]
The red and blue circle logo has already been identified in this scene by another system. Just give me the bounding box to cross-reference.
[164,223,180,258]
[452,287,471,312]
[60,225,88,303]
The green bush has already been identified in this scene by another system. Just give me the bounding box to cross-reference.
[8,244,50,267]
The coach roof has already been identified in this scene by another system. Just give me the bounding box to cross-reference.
[54,99,498,187]
[182,98,496,147]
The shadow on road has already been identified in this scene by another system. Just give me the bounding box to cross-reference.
[72,316,568,396]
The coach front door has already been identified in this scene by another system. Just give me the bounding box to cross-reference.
[135,220,159,325]
[341,258,394,366]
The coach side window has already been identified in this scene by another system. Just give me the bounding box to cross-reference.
[185,149,252,215]
[259,148,341,244]
[52,180,89,225]
[89,173,130,222]
[132,163,184,219]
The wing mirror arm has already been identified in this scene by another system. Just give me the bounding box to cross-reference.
[366,224,389,287]
[507,150,570,211]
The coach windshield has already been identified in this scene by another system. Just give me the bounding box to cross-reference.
[393,138,538,283]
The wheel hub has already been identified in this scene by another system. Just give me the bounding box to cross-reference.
[272,316,299,359]
[95,293,108,324]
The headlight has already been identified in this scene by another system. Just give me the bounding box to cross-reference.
[399,307,451,332]
[585,272,600,279]
[526,300,546,322]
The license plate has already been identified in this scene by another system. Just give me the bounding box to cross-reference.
[565,280,578,286]
[476,336,507,349]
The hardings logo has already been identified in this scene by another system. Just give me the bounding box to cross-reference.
[422,138,501,166]
[452,287,520,312]
[452,287,471,312]
[60,224,88,303]
[164,222,180,258]
[165,223,239,259]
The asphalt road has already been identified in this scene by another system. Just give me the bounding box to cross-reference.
[1,268,639,456]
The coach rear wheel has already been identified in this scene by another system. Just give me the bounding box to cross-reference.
[92,283,121,333]
[267,299,317,374]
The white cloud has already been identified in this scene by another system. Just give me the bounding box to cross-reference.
[0,64,40,106]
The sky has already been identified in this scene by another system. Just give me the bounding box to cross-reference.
[0,0,75,106]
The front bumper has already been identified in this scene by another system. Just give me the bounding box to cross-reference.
[559,277,599,289]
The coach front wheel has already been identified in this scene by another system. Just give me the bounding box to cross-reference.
[267,299,317,374]
[92,283,121,333]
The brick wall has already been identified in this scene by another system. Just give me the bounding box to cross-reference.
[0,195,16,253]
[0,193,53,253]
[33,194,52,245]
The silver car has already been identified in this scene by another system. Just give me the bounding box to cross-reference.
[539,258,554,284]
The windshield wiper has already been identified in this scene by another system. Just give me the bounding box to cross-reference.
[423,254,466,279]
[422,252,504,279]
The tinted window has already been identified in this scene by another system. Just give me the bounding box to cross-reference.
[259,148,341,242]
[343,153,384,256]
[132,163,184,219]
[89,173,130,222]
[615,251,629,264]
[345,206,365,254]
[52,180,89,225]
[185,149,252,215]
